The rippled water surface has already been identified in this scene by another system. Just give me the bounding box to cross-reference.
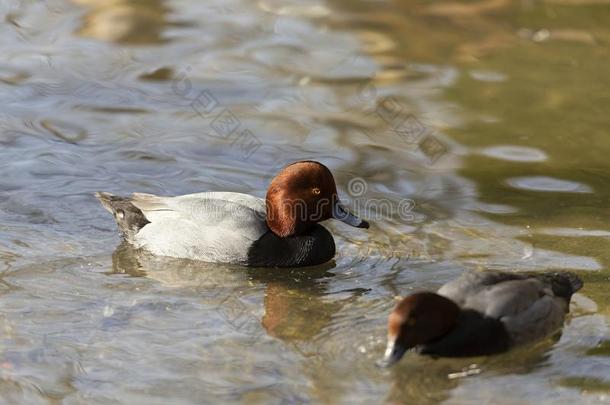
[1,0,610,403]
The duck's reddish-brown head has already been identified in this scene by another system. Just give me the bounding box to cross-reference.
[380,292,460,367]
[266,161,369,237]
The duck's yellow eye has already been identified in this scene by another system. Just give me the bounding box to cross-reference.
[312,187,321,195]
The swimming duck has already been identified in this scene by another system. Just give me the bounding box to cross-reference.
[95,160,369,267]
[381,270,582,365]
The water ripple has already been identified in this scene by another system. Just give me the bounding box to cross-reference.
[506,176,593,193]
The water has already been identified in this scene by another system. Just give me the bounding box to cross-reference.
[1,0,609,403]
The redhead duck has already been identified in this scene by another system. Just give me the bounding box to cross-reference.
[381,270,582,365]
[95,161,369,267]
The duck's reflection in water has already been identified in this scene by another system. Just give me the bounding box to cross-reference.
[109,242,343,343]
[251,265,338,342]
[73,0,174,45]
[384,335,559,404]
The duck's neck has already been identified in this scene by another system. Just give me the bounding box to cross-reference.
[266,209,314,238]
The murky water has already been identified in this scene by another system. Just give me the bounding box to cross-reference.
[1,0,609,403]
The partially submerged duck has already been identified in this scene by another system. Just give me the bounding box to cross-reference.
[96,160,369,267]
[382,270,583,365]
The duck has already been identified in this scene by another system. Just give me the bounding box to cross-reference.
[95,160,369,267]
[381,270,583,365]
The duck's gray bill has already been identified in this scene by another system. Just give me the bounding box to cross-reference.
[377,340,407,368]
[331,202,369,229]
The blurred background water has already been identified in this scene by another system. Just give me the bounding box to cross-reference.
[0,0,609,403]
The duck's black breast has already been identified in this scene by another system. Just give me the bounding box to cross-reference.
[417,309,511,357]
[246,224,336,267]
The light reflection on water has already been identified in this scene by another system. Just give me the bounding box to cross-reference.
[0,0,609,403]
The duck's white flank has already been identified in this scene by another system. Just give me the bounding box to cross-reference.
[131,192,268,263]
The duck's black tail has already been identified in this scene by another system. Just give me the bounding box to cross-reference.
[95,192,149,242]
[535,271,583,301]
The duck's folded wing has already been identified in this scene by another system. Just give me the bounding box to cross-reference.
[437,270,526,306]
[461,279,546,318]
[462,278,568,345]
[130,192,268,229]
[500,294,567,345]
[130,192,269,263]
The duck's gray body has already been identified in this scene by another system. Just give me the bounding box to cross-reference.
[420,270,582,356]
[95,192,335,267]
